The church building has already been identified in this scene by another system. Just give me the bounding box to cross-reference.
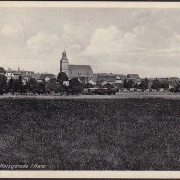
[60,50,93,83]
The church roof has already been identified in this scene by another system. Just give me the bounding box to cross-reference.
[69,65,93,77]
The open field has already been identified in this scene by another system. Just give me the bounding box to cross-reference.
[0,97,180,170]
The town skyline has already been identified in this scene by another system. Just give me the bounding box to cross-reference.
[1,7,180,78]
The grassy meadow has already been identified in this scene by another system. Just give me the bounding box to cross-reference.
[0,97,180,170]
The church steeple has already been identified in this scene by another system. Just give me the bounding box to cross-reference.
[60,49,69,76]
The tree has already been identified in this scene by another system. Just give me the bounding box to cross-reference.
[21,84,28,95]
[96,82,103,88]
[161,82,169,89]
[15,75,23,93]
[103,83,114,89]
[151,79,162,90]
[58,84,66,93]
[0,74,7,95]
[134,83,139,89]
[67,78,84,95]
[47,78,59,92]
[175,83,180,92]
[57,72,68,85]
[139,78,149,90]
[37,82,46,94]
[123,79,135,89]
[8,78,16,94]
[26,78,38,93]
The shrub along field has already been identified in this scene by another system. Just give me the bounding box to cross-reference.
[0,97,180,170]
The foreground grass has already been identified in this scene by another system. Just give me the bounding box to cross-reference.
[0,98,180,170]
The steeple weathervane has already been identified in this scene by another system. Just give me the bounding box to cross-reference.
[62,49,66,58]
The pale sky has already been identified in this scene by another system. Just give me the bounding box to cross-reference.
[1,7,180,77]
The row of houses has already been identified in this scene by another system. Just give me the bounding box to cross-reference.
[89,73,141,88]
[0,67,56,85]
[0,66,140,85]
[1,66,179,90]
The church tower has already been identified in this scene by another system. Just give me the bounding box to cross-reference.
[60,50,69,77]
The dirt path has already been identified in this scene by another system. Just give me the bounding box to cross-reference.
[0,92,180,100]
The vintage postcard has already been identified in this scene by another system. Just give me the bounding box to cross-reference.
[0,1,180,179]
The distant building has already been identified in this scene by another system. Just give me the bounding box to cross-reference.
[22,75,31,85]
[21,73,41,85]
[97,74,117,84]
[127,74,141,84]
[60,50,93,83]
[5,67,35,82]
[21,70,34,76]
[5,68,21,81]
[37,73,55,83]
[63,81,69,86]
[92,73,126,86]
[31,73,41,80]
[114,76,124,89]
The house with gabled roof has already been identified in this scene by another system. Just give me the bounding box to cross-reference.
[91,73,125,88]
[31,73,41,80]
[97,74,116,84]
[127,74,141,84]
[37,74,55,83]
[5,68,22,81]
[95,73,126,84]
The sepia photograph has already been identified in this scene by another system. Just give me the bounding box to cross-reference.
[0,1,180,178]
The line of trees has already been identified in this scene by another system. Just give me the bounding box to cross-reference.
[123,78,177,91]
[0,72,84,95]
[0,72,179,95]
